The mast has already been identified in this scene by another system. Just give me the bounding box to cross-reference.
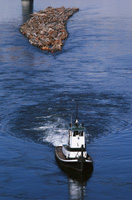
[75,102,79,125]
[69,114,72,127]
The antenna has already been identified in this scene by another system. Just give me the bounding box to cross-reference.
[76,102,78,120]
[75,102,79,125]
[70,114,72,127]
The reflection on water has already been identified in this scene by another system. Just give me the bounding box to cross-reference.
[0,0,132,199]
[67,168,92,200]
[68,178,86,200]
[21,0,33,22]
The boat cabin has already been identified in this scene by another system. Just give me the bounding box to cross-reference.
[68,125,85,149]
[62,120,87,159]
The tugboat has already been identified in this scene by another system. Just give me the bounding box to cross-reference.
[55,106,93,177]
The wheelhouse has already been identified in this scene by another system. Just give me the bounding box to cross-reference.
[68,124,86,149]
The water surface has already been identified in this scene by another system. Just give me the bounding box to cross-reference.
[0,0,132,199]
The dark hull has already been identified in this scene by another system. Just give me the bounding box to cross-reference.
[55,146,93,179]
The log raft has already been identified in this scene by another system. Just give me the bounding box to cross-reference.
[20,6,79,53]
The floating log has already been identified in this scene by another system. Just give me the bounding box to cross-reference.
[20,6,79,52]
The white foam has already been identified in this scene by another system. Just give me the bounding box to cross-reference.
[37,117,68,146]
[36,115,52,119]
[44,129,68,146]
[34,116,90,146]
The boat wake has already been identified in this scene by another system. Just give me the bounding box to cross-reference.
[11,105,90,146]
[34,117,68,147]
[38,117,91,147]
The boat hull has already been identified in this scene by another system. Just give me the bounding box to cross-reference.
[55,146,93,178]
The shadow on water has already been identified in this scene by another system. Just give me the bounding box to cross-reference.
[21,0,34,22]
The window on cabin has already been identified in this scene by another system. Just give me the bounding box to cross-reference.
[73,131,83,136]
[80,131,83,136]
[73,131,78,136]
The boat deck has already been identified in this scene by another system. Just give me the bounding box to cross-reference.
[55,146,93,162]
[55,146,68,160]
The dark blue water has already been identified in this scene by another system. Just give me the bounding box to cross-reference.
[0,0,132,199]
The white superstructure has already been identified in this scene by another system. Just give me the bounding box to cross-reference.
[62,120,87,159]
